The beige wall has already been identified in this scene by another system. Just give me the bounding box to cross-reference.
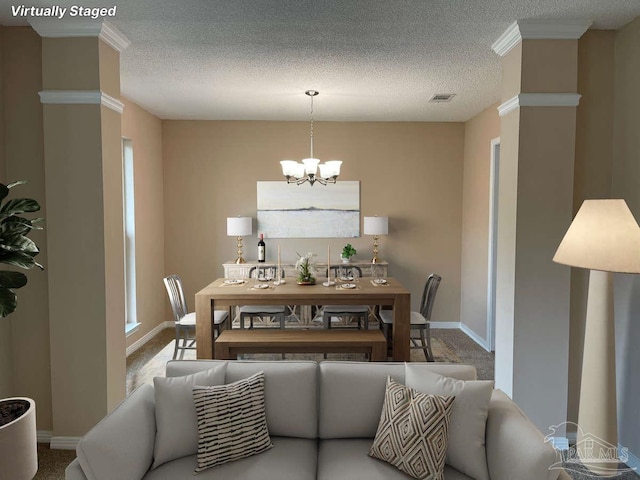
[568,30,615,429]
[611,16,640,458]
[121,98,166,348]
[162,121,464,323]
[460,102,500,342]
[0,27,52,429]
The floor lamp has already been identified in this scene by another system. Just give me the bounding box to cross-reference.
[553,199,640,475]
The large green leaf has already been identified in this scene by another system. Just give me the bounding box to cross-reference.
[0,251,37,269]
[0,198,40,222]
[0,234,39,254]
[0,285,17,317]
[0,271,27,289]
[0,184,8,203]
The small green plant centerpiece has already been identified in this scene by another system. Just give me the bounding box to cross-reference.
[341,243,357,263]
[0,181,43,317]
[295,252,316,285]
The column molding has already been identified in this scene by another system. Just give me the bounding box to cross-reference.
[39,90,124,114]
[28,18,130,52]
[492,19,592,57]
[498,93,582,117]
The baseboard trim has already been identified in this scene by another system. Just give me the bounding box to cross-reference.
[126,321,173,357]
[51,436,81,450]
[460,323,492,352]
[430,321,460,329]
[624,448,640,472]
[37,430,53,444]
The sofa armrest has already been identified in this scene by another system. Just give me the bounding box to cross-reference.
[65,458,88,480]
[486,390,561,480]
[76,384,156,480]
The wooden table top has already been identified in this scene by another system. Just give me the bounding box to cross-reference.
[197,277,409,304]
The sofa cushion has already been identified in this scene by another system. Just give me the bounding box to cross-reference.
[193,372,273,473]
[486,390,561,480]
[166,360,318,438]
[369,377,454,479]
[318,362,476,439]
[406,366,493,480]
[76,384,155,480]
[318,439,475,480]
[152,364,227,469]
[143,437,317,480]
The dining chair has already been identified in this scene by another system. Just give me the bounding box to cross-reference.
[239,266,287,329]
[321,265,370,329]
[379,273,441,361]
[163,274,229,360]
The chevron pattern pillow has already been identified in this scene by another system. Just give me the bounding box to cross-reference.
[369,377,455,480]
[192,371,273,473]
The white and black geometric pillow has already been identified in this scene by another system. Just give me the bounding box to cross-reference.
[369,377,455,480]
[192,371,273,473]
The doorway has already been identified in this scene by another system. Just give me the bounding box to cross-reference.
[486,137,500,352]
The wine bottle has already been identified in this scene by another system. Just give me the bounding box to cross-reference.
[258,234,266,263]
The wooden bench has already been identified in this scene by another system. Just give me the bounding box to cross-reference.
[214,329,388,361]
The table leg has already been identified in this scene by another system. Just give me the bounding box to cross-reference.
[196,294,213,359]
[370,341,387,362]
[392,293,411,361]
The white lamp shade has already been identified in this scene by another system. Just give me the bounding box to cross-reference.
[553,199,640,273]
[227,217,252,236]
[325,160,342,176]
[364,216,389,235]
[302,158,320,175]
[280,160,297,176]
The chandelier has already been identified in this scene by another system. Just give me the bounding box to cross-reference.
[280,90,342,186]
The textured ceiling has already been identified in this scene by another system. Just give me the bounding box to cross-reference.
[2,0,640,121]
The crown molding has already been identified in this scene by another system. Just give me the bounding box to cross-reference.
[497,93,582,117]
[492,19,592,57]
[28,19,130,52]
[39,90,125,114]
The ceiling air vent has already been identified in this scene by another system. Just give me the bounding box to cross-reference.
[429,93,456,103]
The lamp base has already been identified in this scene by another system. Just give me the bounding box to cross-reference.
[235,256,246,264]
[577,269,619,476]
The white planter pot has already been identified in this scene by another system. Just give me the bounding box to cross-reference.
[0,397,37,480]
[341,256,351,264]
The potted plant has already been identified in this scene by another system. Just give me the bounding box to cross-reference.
[295,252,316,285]
[0,181,43,480]
[341,244,357,263]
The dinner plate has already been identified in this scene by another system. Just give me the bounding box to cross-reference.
[341,283,356,289]
[339,276,354,281]
[253,283,269,289]
[223,279,243,285]
[373,278,388,284]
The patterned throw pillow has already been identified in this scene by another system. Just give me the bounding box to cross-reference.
[192,371,273,473]
[369,377,455,480]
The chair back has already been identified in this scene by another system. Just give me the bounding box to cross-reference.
[419,274,441,321]
[327,265,363,277]
[249,266,285,280]
[163,274,188,322]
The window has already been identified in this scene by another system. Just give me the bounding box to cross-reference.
[123,138,139,334]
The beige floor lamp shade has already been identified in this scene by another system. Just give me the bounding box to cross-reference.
[553,199,640,475]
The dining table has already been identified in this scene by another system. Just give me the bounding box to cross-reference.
[195,277,411,361]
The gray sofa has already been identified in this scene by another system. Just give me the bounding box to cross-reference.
[65,360,570,480]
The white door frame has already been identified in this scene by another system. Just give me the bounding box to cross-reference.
[486,137,500,352]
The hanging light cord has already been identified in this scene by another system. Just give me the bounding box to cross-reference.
[309,93,314,158]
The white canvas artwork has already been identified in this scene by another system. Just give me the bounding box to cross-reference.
[257,181,360,238]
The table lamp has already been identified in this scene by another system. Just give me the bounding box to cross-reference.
[227,217,252,264]
[553,199,640,475]
[364,216,388,263]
